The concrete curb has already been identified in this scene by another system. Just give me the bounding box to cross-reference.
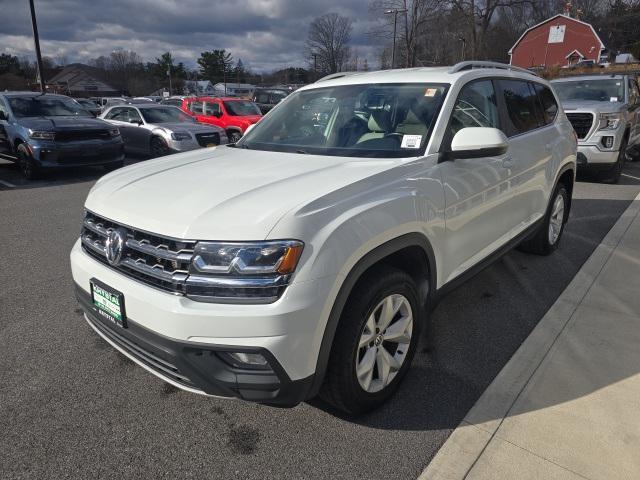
[418,192,640,480]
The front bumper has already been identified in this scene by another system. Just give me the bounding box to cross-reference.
[70,239,335,405]
[76,285,313,405]
[576,144,619,167]
[31,139,125,168]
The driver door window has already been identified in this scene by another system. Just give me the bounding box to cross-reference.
[204,102,220,116]
[447,80,500,141]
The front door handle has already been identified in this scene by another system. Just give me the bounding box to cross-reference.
[502,156,513,168]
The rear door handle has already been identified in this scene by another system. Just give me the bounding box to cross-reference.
[502,156,513,168]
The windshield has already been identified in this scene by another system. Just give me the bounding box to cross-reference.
[237,83,448,158]
[553,79,625,103]
[223,100,261,116]
[140,107,195,124]
[9,96,92,117]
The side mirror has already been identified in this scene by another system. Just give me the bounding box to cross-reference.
[448,127,508,159]
[0,111,7,121]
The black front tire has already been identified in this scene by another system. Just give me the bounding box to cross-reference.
[320,266,422,414]
[150,136,170,157]
[17,144,41,180]
[601,138,627,184]
[519,184,569,256]
[227,130,242,143]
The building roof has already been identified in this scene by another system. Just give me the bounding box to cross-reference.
[48,63,117,93]
[508,14,605,55]
[565,49,585,59]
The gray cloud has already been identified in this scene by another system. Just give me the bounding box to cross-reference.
[0,0,382,72]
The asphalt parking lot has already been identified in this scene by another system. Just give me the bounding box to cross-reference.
[1,156,640,480]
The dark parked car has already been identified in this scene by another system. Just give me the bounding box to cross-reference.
[0,92,125,179]
[74,98,101,117]
[252,88,289,114]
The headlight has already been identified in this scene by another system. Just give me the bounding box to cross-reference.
[108,128,120,137]
[598,113,622,130]
[28,130,55,140]
[171,132,191,141]
[185,240,304,303]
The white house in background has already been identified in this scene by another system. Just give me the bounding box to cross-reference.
[615,53,638,64]
[212,82,255,97]
[183,80,216,95]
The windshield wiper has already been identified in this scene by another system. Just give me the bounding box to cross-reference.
[296,149,308,154]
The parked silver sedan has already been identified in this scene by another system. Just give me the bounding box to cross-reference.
[99,104,227,156]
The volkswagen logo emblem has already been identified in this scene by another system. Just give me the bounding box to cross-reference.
[105,228,127,266]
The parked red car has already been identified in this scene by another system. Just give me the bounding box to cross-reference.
[181,97,262,142]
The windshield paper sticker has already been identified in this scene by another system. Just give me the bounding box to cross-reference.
[401,135,422,149]
[424,88,438,97]
[610,97,618,102]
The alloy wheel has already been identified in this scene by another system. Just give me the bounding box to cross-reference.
[355,294,413,393]
[548,193,565,245]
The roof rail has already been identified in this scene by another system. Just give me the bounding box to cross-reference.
[449,61,538,77]
[315,72,359,83]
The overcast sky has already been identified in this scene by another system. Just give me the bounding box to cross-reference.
[0,0,382,72]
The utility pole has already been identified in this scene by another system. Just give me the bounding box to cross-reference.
[458,36,467,61]
[313,53,317,80]
[385,8,407,69]
[167,65,172,95]
[28,0,46,93]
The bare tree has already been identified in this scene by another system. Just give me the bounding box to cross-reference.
[369,0,443,67]
[306,13,353,74]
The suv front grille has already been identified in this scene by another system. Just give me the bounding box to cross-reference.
[566,113,594,139]
[55,129,112,142]
[80,212,195,294]
[195,132,220,147]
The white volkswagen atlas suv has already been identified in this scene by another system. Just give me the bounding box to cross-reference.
[71,62,577,414]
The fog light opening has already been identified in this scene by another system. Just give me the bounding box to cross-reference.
[219,351,272,371]
[601,136,614,149]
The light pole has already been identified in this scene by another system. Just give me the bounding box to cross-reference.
[385,8,407,69]
[28,0,46,93]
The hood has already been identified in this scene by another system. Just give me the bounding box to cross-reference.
[560,99,627,114]
[18,116,112,131]
[86,146,401,240]
[153,122,224,134]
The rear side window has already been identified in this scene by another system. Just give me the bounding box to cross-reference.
[500,80,542,136]
[105,107,127,121]
[448,80,500,138]
[189,101,203,114]
[533,83,558,125]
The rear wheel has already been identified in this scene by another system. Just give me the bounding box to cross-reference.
[17,144,41,180]
[320,266,422,414]
[519,184,568,256]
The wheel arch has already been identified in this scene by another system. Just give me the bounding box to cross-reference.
[554,161,576,220]
[308,232,437,397]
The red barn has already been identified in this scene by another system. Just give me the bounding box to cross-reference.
[509,14,605,69]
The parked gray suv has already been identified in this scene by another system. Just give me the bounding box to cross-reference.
[0,92,125,179]
[551,74,640,183]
